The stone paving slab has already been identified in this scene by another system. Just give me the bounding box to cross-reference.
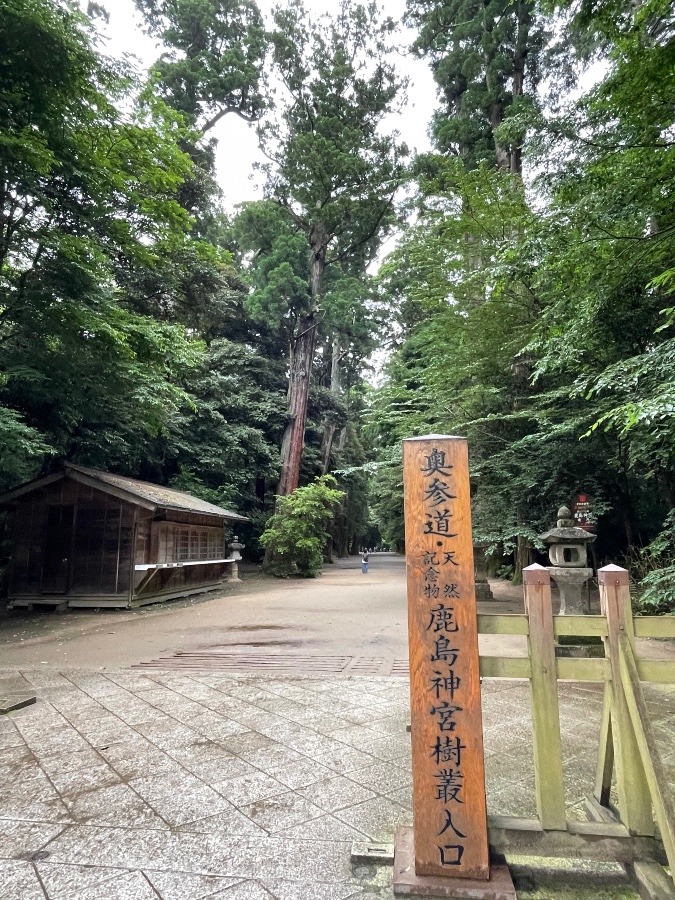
[0,670,673,898]
[0,672,37,714]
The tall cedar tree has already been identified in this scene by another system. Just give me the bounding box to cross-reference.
[406,0,546,172]
[404,0,548,576]
[261,0,407,496]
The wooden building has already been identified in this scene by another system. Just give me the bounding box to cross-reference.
[0,464,247,609]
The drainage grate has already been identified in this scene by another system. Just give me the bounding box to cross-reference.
[132,651,410,677]
[391,659,410,676]
[346,658,387,676]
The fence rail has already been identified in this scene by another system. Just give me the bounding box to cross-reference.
[475,563,675,897]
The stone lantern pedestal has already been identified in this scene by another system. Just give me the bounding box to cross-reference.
[473,542,494,602]
[547,566,593,616]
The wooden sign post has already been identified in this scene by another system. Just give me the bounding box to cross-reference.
[394,435,515,899]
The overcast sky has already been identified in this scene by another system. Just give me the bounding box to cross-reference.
[100,0,438,212]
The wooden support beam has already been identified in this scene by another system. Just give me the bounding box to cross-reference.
[133,566,162,596]
[555,657,608,681]
[523,565,566,830]
[553,616,608,638]
[594,682,615,809]
[628,861,675,900]
[479,657,531,679]
[619,634,675,881]
[599,565,653,837]
[587,787,675,899]
[487,816,666,865]
[477,614,529,635]
[586,792,619,825]
[634,618,675,639]
[638,661,675,685]
[477,656,610,681]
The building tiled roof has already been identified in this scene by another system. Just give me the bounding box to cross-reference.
[0,463,247,522]
[65,464,248,521]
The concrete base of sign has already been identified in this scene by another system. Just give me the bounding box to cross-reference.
[393,828,516,899]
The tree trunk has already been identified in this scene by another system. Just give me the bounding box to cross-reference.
[321,334,341,475]
[277,313,318,495]
[508,0,530,175]
[276,220,327,496]
[512,534,530,585]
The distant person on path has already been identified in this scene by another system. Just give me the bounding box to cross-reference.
[361,551,369,574]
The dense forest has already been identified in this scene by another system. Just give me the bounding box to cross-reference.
[1,0,674,603]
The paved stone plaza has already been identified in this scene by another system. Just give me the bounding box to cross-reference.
[2,667,673,899]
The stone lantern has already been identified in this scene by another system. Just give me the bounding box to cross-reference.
[539,506,596,615]
[227,535,245,583]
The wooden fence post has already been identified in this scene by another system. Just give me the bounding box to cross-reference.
[523,563,567,831]
[598,564,653,836]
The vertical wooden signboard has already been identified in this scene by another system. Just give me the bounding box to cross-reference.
[403,435,489,881]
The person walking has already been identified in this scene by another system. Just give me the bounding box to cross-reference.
[361,550,369,574]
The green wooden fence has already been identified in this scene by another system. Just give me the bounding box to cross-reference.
[477,563,675,898]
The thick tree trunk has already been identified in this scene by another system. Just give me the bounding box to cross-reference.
[277,312,319,495]
[490,0,530,174]
[508,0,530,175]
[276,221,327,496]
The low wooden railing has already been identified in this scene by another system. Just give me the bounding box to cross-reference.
[475,563,675,897]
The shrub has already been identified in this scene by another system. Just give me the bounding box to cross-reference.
[261,476,345,578]
[631,510,675,615]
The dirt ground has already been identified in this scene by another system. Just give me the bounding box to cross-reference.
[0,555,516,670]
[0,554,672,670]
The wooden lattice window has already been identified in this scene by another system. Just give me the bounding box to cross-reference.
[178,529,189,561]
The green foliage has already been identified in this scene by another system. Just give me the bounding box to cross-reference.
[233,200,310,338]
[134,0,267,132]
[238,1,409,498]
[0,0,204,481]
[3,0,673,616]
[368,0,675,590]
[151,338,287,511]
[263,0,408,257]
[631,511,675,615]
[406,0,548,171]
[367,452,406,552]
[0,407,49,493]
[260,476,345,577]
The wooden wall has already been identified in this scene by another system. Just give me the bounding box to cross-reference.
[9,479,135,597]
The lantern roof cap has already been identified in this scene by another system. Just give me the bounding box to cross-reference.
[539,525,596,545]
